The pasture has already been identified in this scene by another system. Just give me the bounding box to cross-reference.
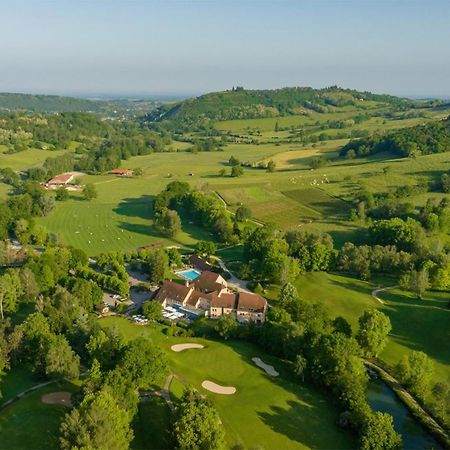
[100,316,355,450]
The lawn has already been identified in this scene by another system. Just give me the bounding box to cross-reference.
[0,366,43,403]
[0,381,80,450]
[38,197,214,256]
[99,316,355,450]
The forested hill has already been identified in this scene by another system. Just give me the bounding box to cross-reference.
[0,93,109,113]
[341,115,450,158]
[147,86,417,125]
[0,93,160,117]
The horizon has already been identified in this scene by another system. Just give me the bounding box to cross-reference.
[2,87,450,102]
[1,0,450,98]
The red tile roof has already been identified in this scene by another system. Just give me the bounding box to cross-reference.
[47,173,73,184]
[237,292,267,313]
[154,280,192,304]
[193,271,225,293]
[211,292,236,309]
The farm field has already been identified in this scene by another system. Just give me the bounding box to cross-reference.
[276,272,450,385]
[27,139,448,253]
[100,317,356,450]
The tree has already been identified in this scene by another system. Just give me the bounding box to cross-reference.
[45,334,80,380]
[119,339,168,389]
[235,206,251,222]
[230,165,243,177]
[55,186,69,201]
[278,282,299,315]
[0,270,23,320]
[266,160,276,173]
[215,313,238,339]
[332,316,352,337]
[359,412,402,450]
[400,269,429,299]
[146,249,169,283]
[142,301,163,322]
[219,168,226,177]
[396,351,434,398]
[195,241,217,257]
[356,310,391,357]
[60,390,133,450]
[293,354,307,382]
[228,155,240,166]
[133,167,143,176]
[173,388,225,450]
[154,207,181,237]
[274,121,279,133]
[82,183,97,201]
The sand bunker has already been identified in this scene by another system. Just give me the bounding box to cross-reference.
[171,343,205,352]
[41,391,72,407]
[252,357,279,376]
[201,380,236,395]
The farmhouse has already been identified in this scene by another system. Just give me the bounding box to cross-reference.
[46,173,74,187]
[154,273,267,323]
[111,169,133,176]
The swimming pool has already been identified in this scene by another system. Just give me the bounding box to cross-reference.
[176,268,201,281]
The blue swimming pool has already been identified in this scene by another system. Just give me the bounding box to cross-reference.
[177,269,201,281]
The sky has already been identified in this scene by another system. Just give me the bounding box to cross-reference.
[1,0,450,98]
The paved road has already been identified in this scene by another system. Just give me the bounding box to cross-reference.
[214,257,250,292]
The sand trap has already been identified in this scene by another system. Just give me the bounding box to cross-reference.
[201,380,236,395]
[41,391,72,407]
[252,357,279,376]
[171,343,204,352]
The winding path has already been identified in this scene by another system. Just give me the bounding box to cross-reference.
[371,285,398,304]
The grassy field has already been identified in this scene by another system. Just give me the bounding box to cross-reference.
[100,317,355,450]
[273,272,450,385]
[0,147,71,171]
[0,381,80,450]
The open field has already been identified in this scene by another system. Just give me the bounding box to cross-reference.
[270,272,450,385]
[0,115,446,253]
[0,381,80,450]
[0,147,71,171]
[100,317,355,449]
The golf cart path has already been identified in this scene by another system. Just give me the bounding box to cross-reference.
[371,285,398,304]
[214,257,250,293]
[0,380,57,411]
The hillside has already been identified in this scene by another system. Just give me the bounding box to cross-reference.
[0,92,160,117]
[147,86,419,126]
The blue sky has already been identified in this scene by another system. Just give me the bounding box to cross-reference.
[1,0,449,97]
